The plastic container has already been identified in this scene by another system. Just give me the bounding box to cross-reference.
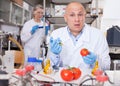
[94,70,108,86]
[27,57,42,72]
[35,59,43,72]
[2,51,14,74]
[95,75,108,86]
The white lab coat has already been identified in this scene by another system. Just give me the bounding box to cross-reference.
[21,19,47,62]
[49,24,111,72]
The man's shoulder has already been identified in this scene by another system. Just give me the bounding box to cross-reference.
[84,24,105,39]
[85,24,102,33]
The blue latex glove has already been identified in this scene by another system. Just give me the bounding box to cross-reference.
[50,37,62,55]
[83,52,97,65]
[31,25,39,34]
[45,26,50,35]
[35,26,50,35]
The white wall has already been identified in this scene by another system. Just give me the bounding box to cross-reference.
[100,0,120,34]
[101,18,120,35]
[91,0,120,33]
[103,0,120,19]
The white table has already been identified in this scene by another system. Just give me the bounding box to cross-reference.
[9,69,120,86]
[31,68,94,86]
[104,70,120,86]
[31,70,120,86]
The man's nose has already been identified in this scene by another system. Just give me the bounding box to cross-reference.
[75,15,80,22]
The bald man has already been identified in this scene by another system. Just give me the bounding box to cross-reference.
[48,2,111,73]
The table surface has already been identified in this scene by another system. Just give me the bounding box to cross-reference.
[9,69,120,86]
[104,70,120,86]
[31,69,120,86]
[31,69,86,85]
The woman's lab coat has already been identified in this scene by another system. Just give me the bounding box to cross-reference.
[50,24,111,71]
[21,19,47,62]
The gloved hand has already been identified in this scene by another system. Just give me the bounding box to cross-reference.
[50,37,62,55]
[31,25,39,34]
[36,26,50,35]
[83,52,97,65]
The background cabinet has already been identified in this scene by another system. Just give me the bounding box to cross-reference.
[0,0,11,23]
[0,0,31,25]
[46,0,98,30]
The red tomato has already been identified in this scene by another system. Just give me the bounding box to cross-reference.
[60,67,82,81]
[25,65,34,72]
[60,69,74,81]
[80,48,89,56]
[72,68,82,80]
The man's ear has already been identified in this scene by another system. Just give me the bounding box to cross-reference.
[64,14,67,23]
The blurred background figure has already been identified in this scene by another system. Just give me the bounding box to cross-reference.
[20,4,49,65]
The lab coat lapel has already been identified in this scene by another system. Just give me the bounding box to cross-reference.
[63,26,75,46]
[76,25,90,48]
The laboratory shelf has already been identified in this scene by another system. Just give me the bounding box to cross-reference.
[47,15,98,25]
[51,0,92,4]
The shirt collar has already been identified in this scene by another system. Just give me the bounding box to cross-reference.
[67,25,84,38]
[67,24,90,42]
[67,26,85,45]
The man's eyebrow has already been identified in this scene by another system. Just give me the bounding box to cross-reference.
[67,11,84,14]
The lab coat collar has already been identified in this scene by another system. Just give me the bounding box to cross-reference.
[65,24,90,43]
[75,24,90,48]
[63,26,72,41]
[81,24,90,43]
